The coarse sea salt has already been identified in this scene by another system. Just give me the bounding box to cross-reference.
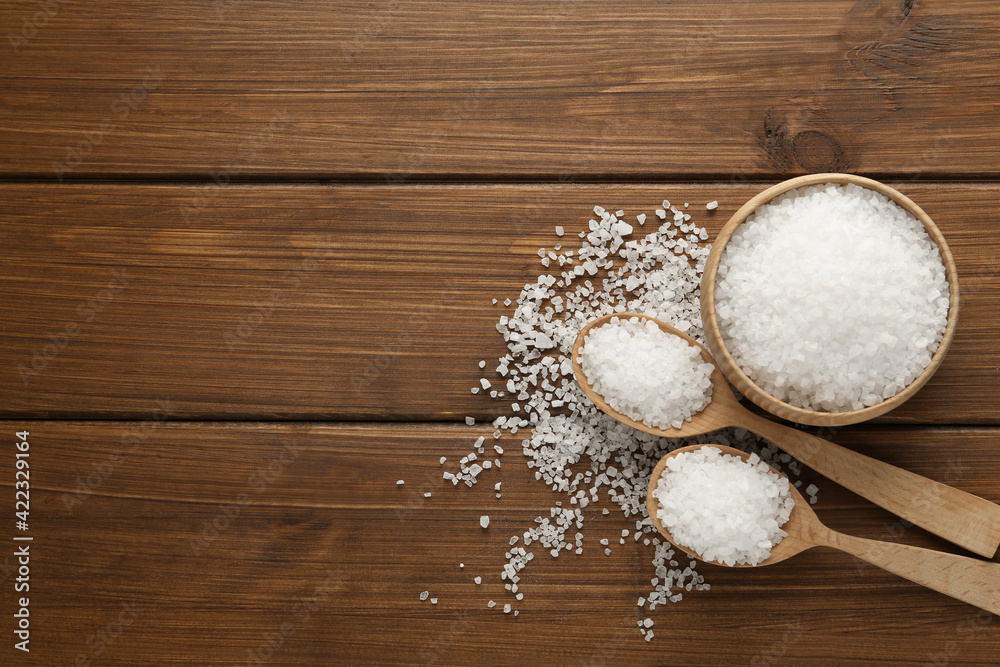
[715,183,949,412]
[579,316,714,430]
[653,446,793,566]
[434,199,816,636]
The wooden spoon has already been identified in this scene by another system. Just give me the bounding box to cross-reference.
[572,312,1000,558]
[646,445,1000,614]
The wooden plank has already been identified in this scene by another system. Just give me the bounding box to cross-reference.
[2,183,998,423]
[1,421,997,665]
[1,0,999,178]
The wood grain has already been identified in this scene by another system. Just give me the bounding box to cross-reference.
[1,421,997,666]
[1,183,998,423]
[1,1,999,178]
[3,2,1000,664]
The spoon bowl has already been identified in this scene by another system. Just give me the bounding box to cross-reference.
[645,444,1000,614]
[572,312,1000,558]
[571,312,739,439]
[645,444,812,567]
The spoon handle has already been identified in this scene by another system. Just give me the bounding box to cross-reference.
[820,529,1000,615]
[741,411,1000,558]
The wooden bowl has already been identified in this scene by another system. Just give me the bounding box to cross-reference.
[700,173,960,427]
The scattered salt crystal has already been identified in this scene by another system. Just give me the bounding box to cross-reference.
[706,201,719,210]
[504,604,512,614]
[466,416,475,426]
[396,480,404,485]
[480,515,490,529]
[479,360,486,369]
[474,576,482,584]
[419,591,429,601]
[430,598,438,604]
[556,226,565,236]
[441,197,816,643]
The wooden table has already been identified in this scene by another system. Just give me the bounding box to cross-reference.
[2,1,998,664]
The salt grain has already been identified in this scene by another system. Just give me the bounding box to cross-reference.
[579,317,714,430]
[715,183,949,412]
[653,446,793,566]
[440,198,816,642]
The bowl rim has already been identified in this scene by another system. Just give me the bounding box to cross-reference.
[700,172,961,427]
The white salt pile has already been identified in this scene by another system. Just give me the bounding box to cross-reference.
[431,199,816,639]
[714,183,950,412]
[653,446,794,566]
[578,316,715,429]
